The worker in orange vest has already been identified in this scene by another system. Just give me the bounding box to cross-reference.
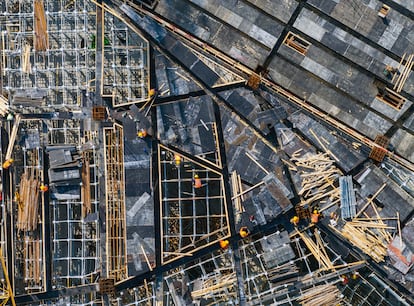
[311,209,320,224]
[149,88,156,97]
[290,215,299,227]
[239,226,249,238]
[219,239,229,249]
[193,174,202,189]
[40,184,49,192]
[137,129,147,138]
[2,158,14,169]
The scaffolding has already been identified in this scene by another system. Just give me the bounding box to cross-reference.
[103,123,127,281]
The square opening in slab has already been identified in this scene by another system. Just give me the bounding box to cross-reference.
[376,88,405,110]
[283,32,311,55]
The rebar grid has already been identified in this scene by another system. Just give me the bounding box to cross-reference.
[103,12,149,107]
[1,0,96,107]
[159,146,230,264]
[52,131,100,290]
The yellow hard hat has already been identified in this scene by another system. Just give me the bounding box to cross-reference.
[194,174,199,178]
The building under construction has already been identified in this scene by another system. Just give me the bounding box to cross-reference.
[1,0,414,305]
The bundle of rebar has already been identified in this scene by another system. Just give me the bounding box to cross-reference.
[191,272,236,300]
[297,283,342,306]
[17,170,40,232]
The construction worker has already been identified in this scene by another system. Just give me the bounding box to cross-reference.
[239,226,249,238]
[149,88,156,97]
[174,154,181,166]
[40,184,49,192]
[330,211,338,227]
[290,215,299,227]
[137,129,147,139]
[311,209,320,224]
[219,239,230,250]
[2,158,14,169]
[351,272,359,280]
[193,174,202,189]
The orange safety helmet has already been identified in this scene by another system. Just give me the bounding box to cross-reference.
[137,129,147,138]
[239,227,249,238]
[219,240,230,249]
[2,158,14,169]
[174,154,181,166]
[290,215,299,225]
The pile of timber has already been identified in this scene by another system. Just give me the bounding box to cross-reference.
[17,170,40,232]
[24,237,42,284]
[331,219,393,263]
[291,152,342,207]
[34,0,49,51]
[81,156,91,216]
[298,283,342,306]
[296,229,334,271]
[0,95,9,116]
[191,272,236,300]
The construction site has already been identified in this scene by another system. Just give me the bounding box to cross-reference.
[0,0,414,305]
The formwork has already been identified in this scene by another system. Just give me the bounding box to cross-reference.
[158,145,230,264]
[0,0,97,107]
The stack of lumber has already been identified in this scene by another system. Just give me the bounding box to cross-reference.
[231,171,244,214]
[298,283,342,306]
[22,43,32,73]
[191,272,236,300]
[331,219,393,263]
[17,170,40,232]
[24,237,42,284]
[34,0,49,51]
[291,153,342,207]
[296,229,334,271]
[5,114,21,160]
[0,95,8,116]
[81,156,91,216]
